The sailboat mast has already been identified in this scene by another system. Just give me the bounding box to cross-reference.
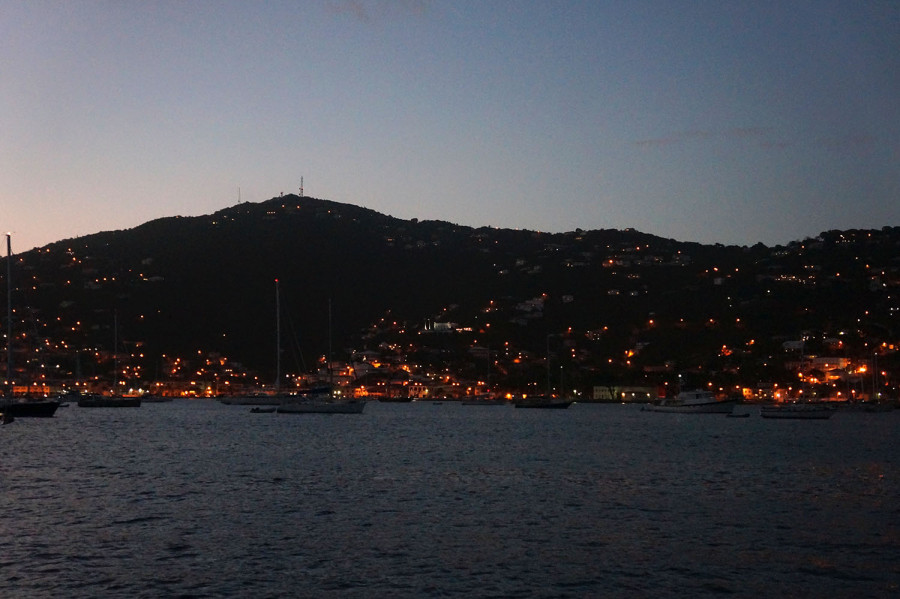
[275,279,281,390]
[6,234,12,395]
[546,334,551,397]
[328,299,333,388]
[113,310,118,391]
[486,344,491,394]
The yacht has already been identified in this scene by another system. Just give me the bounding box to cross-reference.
[642,390,737,414]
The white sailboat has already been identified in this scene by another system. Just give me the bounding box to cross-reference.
[642,389,737,414]
[276,295,365,415]
[219,279,289,406]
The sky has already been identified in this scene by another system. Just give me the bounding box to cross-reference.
[2,0,898,253]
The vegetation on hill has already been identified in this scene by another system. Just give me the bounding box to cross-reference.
[3,196,899,398]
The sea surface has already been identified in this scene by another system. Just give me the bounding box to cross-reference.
[1,401,898,598]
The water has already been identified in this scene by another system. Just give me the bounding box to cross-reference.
[2,402,898,597]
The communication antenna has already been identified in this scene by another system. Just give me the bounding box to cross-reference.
[299,177,304,197]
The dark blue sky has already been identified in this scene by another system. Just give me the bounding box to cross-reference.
[3,1,898,252]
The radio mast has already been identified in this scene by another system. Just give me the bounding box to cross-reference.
[299,177,304,197]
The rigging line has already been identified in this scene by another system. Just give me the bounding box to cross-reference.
[279,286,307,373]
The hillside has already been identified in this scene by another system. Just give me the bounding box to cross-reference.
[3,195,899,397]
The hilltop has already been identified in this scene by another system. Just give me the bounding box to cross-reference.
[3,195,899,399]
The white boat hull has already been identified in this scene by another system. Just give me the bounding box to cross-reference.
[643,400,737,414]
[643,389,738,414]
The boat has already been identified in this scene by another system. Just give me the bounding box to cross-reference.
[276,385,366,414]
[642,390,737,414]
[277,391,366,414]
[511,335,573,409]
[463,347,508,405]
[77,393,142,408]
[513,396,573,409]
[75,313,141,408]
[272,288,366,415]
[2,234,60,417]
[219,280,297,407]
[760,403,834,420]
[0,397,61,418]
[250,406,276,413]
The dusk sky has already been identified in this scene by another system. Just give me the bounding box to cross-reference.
[2,0,898,253]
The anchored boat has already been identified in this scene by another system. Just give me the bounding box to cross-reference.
[642,390,737,414]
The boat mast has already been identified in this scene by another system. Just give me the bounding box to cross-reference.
[486,344,491,395]
[6,234,12,396]
[546,334,551,397]
[113,310,118,393]
[873,351,878,402]
[275,279,281,391]
[328,299,333,390]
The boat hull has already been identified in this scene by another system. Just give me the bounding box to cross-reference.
[0,400,61,418]
[642,400,737,414]
[643,390,738,414]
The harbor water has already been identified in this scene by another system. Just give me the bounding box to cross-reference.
[1,401,898,597]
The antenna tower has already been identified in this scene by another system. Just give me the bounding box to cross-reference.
[300,177,304,197]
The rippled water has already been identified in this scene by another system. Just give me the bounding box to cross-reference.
[1,401,897,597]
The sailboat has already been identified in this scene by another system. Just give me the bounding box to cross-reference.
[219,279,290,406]
[277,296,365,415]
[463,346,507,405]
[0,234,60,418]
[513,334,572,409]
[76,311,140,407]
[276,387,366,414]
[642,389,737,414]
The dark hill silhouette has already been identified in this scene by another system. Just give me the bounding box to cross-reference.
[4,195,899,393]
